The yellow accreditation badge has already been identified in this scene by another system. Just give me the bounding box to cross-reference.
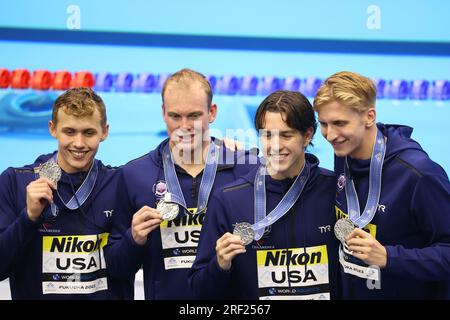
[256,245,330,300]
[41,233,109,294]
[160,208,204,270]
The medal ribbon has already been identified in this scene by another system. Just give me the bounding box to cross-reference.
[345,129,387,228]
[251,160,310,241]
[162,140,219,216]
[43,155,99,217]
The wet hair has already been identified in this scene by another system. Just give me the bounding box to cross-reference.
[53,87,107,126]
[161,68,213,108]
[313,71,376,113]
[254,90,317,146]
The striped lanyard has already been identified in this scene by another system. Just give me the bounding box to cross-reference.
[252,160,310,241]
[162,141,219,215]
[345,129,387,228]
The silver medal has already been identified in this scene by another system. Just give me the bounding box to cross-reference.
[157,200,179,221]
[334,218,355,243]
[233,222,255,246]
[38,161,62,184]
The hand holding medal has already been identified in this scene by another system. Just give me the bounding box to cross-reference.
[131,205,164,245]
[26,160,61,221]
[216,231,248,271]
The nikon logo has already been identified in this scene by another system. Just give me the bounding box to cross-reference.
[168,213,205,228]
[50,236,101,253]
[264,249,322,266]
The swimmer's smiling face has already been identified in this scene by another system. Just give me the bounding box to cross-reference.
[49,107,108,173]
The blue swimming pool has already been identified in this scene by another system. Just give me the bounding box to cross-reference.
[1,0,449,174]
[1,89,448,175]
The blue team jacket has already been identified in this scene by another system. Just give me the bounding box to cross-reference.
[189,153,340,300]
[335,123,450,299]
[0,152,134,299]
[104,138,259,299]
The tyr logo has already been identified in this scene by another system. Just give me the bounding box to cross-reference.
[104,210,114,218]
[318,225,331,233]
